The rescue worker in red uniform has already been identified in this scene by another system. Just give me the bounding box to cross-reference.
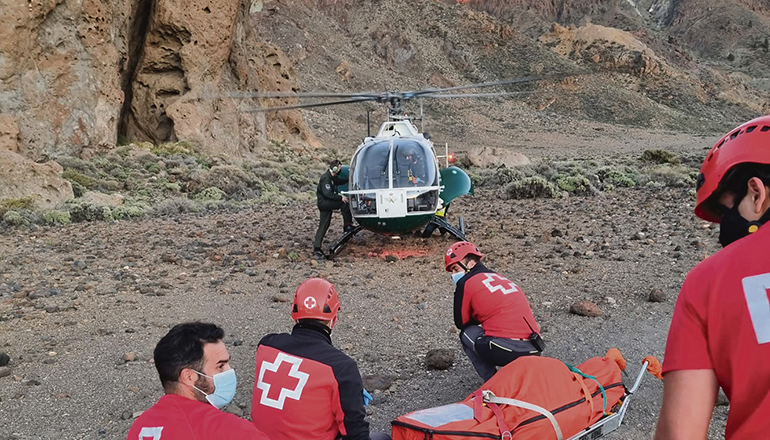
[250,278,390,440]
[655,115,770,440]
[127,322,269,440]
[445,242,545,381]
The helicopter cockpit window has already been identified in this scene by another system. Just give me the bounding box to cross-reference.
[350,141,391,191]
[392,140,437,189]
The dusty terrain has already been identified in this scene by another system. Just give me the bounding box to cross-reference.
[0,127,732,439]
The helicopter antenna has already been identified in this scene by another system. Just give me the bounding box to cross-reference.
[366,109,371,138]
[420,100,424,132]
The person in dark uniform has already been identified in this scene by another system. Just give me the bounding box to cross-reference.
[445,241,545,381]
[314,159,354,259]
[250,278,390,440]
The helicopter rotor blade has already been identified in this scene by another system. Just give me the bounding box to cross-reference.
[404,71,589,98]
[418,90,537,99]
[239,96,377,113]
[205,91,385,100]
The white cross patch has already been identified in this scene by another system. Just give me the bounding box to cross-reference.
[481,273,519,295]
[256,352,310,410]
[304,296,317,309]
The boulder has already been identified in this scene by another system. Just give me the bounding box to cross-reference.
[465,147,531,168]
[570,300,603,317]
[425,348,455,370]
[362,374,393,391]
[81,191,125,207]
[0,151,74,209]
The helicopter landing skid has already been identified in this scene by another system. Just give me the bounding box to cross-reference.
[423,216,467,241]
[327,225,364,258]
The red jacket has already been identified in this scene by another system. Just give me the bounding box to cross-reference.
[251,322,369,440]
[127,393,268,440]
[454,263,540,338]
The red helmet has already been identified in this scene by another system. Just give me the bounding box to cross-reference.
[445,241,483,271]
[695,115,770,223]
[291,278,341,324]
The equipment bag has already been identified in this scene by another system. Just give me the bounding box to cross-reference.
[392,355,625,440]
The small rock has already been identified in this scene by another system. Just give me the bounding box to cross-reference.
[42,358,56,365]
[0,352,9,367]
[425,348,455,370]
[605,297,617,307]
[551,228,563,237]
[44,305,59,313]
[123,352,137,362]
[569,300,603,317]
[363,374,393,391]
[0,366,11,378]
[55,393,71,399]
[416,302,427,311]
[25,379,41,386]
[121,411,132,420]
[271,294,292,303]
[649,288,667,303]
[310,260,318,268]
[384,255,399,263]
[633,232,645,240]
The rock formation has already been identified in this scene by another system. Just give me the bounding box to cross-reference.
[0,0,319,163]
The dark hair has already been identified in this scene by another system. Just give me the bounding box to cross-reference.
[464,254,481,264]
[706,163,770,215]
[154,322,224,391]
[329,159,342,169]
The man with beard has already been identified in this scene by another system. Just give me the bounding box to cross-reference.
[127,322,268,440]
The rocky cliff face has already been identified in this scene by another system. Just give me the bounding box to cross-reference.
[0,0,319,163]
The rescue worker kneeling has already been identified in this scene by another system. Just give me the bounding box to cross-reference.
[445,242,545,381]
[251,278,390,440]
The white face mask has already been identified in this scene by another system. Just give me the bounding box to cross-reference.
[191,369,237,409]
[451,272,465,284]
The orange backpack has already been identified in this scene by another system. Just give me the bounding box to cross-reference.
[392,356,625,440]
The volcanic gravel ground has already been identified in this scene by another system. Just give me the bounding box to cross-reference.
[0,187,729,439]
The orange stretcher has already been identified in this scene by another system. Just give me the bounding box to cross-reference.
[392,351,662,440]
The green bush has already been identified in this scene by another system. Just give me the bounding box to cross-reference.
[503,177,558,199]
[1,196,36,211]
[113,205,147,220]
[3,210,25,226]
[153,197,198,216]
[43,210,71,225]
[67,202,114,222]
[641,149,680,165]
[194,187,226,201]
[597,167,636,188]
[556,175,592,194]
[62,169,97,190]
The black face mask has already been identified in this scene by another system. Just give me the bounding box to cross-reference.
[718,206,766,247]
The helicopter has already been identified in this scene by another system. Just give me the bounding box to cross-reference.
[218,73,583,256]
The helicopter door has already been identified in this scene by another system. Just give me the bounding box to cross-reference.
[378,189,407,218]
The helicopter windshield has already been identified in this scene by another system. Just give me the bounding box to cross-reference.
[350,140,437,190]
[392,140,437,189]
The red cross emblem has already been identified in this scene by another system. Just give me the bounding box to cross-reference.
[481,273,519,295]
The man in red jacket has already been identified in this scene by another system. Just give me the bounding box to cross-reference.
[445,241,544,381]
[127,322,268,440]
[655,115,770,440]
[251,278,389,440]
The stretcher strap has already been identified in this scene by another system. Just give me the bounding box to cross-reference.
[481,390,563,440]
[571,372,594,425]
[565,363,608,415]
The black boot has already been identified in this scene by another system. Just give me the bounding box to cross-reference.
[312,248,325,259]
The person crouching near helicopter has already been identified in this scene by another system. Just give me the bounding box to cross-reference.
[445,241,545,382]
[251,278,391,440]
[314,159,354,259]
